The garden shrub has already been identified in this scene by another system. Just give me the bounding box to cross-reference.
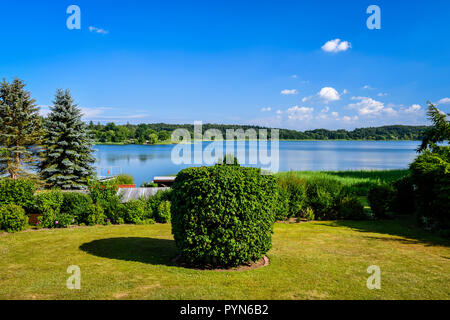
[61,192,93,224]
[34,189,64,228]
[146,189,172,222]
[304,178,344,220]
[368,184,395,219]
[0,178,37,211]
[0,204,28,232]
[86,204,106,226]
[391,175,415,215]
[301,207,315,221]
[88,179,119,204]
[410,147,450,232]
[274,186,290,220]
[97,195,125,224]
[54,213,74,228]
[337,195,366,220]
[277,173,306,218]
[155,200,171,223]
[122,199,147,224]
[171,165,277,267]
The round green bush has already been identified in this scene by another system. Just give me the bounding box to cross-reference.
[61,192,93,224]
[171,165,277,267]
[0,178,37,211]
[0,204,28,233]
[122,199,147,224]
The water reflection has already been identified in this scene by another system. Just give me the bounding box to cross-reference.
[94,141,420,187]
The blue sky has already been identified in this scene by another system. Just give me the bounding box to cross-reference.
[1,0,449,130]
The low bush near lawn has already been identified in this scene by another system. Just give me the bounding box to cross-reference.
[0,178,37,211]
[276,173,306,219]
[61,192,93,224]
[368,184,395,219]
[86,203,107,226]
[410,147,450,233]
[34,189,64,228]
[171,164,277,267]
[0,204,28,233]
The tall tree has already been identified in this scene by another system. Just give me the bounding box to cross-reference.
[40,89,95,189]
[0,78,42,179]
[418,102,450,152]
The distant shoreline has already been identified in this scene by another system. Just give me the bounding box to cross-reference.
[94,139,421,146]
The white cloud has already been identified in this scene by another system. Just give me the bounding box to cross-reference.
[321,39,352,53]
[276,109,283,114]
[318,87,340,102]
[89,26,109,34]
[403,104,422,113]
[291,75,298,79]
[342,89,348,95]
[377,92,388,97]
[286,106,314,120]
[348,97,391,116]
[281,89,298,95]
[331,112,339,117]
[437,97,450,105]
[321,106,330,113]
[362,85,374,90]
[261,107,272,112]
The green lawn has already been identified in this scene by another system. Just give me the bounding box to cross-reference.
[1,218,449,300]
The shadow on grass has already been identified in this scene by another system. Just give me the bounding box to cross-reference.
[80,237,177,266]
[328,217,450,247]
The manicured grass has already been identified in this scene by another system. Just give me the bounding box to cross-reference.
[0,218,448,300]
[277,170,410,195]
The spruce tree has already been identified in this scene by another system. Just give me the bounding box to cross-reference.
[40,89,95,189]
[0,78,42,179]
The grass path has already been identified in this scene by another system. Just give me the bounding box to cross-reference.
[0,219,449,300]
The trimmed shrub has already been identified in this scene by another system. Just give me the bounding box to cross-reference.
[86,204,106,226]
[122,199,147,224]
[155,200,171,223]
[0,178,37,211]
[171,165,277,267]
[391,175,415,215]
[368,184,395,219]
[0,204,28,232]
[304,178,344,220]
[61,192,93,224]
[410,147,450,232]
[34,189,64,228]
[337,196,366,220]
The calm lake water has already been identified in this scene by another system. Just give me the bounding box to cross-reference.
[93,141,420,187]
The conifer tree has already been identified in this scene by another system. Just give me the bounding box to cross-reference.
[0,78,42,179]
[40,89,95,189]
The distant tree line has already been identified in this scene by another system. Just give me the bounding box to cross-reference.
[87,122,429,144]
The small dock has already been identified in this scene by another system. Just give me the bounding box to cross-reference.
[153,176,176,187]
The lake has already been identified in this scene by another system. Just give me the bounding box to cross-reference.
[93,141,420,187]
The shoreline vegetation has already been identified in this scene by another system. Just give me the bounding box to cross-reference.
[94,138,423,146]
[88,122,428,146]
